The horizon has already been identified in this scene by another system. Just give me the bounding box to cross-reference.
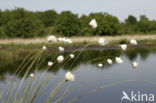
[0,0,156,21]
[0,7,153,22]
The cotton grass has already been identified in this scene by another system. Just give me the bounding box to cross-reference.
[57,55,64,63]
[48,61,53,66]
[115,57,123,64]
[107,59,113,64]
[132,62,138,68]
[89,19,97,29]
[65,72,75,81]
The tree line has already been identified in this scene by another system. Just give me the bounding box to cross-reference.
[0,8,156,38]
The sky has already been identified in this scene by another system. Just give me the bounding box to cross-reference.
[0,0,156,21]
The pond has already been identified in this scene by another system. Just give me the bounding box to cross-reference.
[0,47,156,103]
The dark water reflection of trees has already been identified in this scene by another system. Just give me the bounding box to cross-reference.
[0,47,156,77]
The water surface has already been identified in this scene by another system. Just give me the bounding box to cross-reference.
[0,47,156,103]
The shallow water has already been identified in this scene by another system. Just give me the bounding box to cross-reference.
[0,47,156,103]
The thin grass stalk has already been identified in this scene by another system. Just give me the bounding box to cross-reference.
[26,54,42,96]
[16,77,33,103]
[13,51,43,103]
[4,53,38,103]
[28,53,52,95]
[68,79,140,103]
[46,79,65,103]
[34,79,59,103]
[75,27,89,36]
[24,77,34,103]
[54,83,72,103]
[30,76,53,103]
[6,52,40,103]
[0,50,37,100]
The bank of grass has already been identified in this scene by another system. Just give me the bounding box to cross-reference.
[0,35,156,50]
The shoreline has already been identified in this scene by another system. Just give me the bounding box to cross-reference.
[0,35,156,45]
[58,44,156,52]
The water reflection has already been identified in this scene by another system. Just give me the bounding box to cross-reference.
[0,47,156,77]
[1,47,156,103]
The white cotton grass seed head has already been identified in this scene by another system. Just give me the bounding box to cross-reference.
[58,37,63,42]
[120,44,127,51]
[58,37,73,44]
[98,38,108,46]
[70,54,74,59]
[30,73,34,77]
[62,37,66,41]
[115,57,123,64]
[48,61,53,66]
[66,39,73,44]
[42,45,47,50]
[132,62,138,68]
[57,55,64,63]
[107,59,112,64]
[65,72,75,82]
[59,46,64,52]
[89,19,97,29]
[47,35,57,42]
[98,63,103,68]
[130,39,137,45]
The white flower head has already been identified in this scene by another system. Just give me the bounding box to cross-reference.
[66,39,73,44]
[107,59,112,64]
[62,37,67,42]
[42,45,47,50]
[70,54,74,59]
[57,55,64,63]
[30,73,34,77]
[58,37,73,44]
[115,57,123,64]
[98,63,103,68]
[98,38,108,46]
[47,35,57,42]
[65,72,75,81]
[89,19,97,28]
[59,46,64,52]
[120,44,127,51]
[58,37,63,42]
[132,62,138,68]
[130,39,137,45]
[48,61,53,66]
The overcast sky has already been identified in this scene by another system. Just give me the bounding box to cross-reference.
[0,0,156,21]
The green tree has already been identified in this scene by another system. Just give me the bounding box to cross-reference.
[88,12,122,35]
[36,10,58,27]
[0,10,13,37]
[125,15,137,25]
[123,15,137,34]
[53,11,81,36]
[150,20,156,32]
[3,8,44,38]
[136,15,151,33]
[79,15,92,36]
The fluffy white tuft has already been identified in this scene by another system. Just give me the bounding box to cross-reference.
[57,55,64,63]
[65,72,75,81]
[115,57,123,64]
[107,59,113,64]
[120,44,127,51]
[130,39,137,45]
[89,19,97,28]
[98,63,103,68]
